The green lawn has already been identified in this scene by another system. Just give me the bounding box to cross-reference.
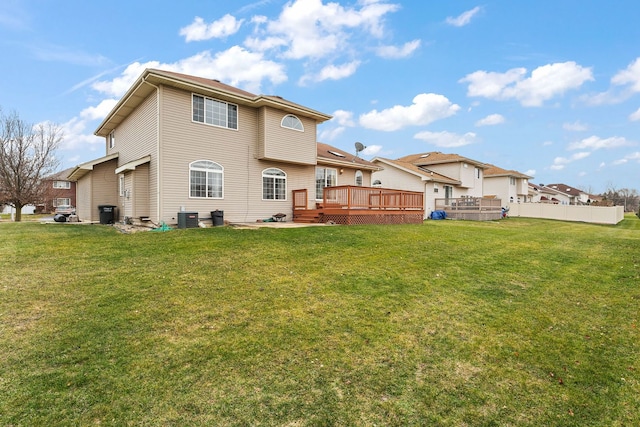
[1,215,639,426]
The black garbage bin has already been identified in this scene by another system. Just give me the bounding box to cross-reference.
[211,210,224,226]
[98,205,116,224]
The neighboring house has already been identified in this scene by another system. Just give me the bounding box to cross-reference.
[545,183,593,205]
[528,183,571,204]
[483,164,533,204]
[371,152,485,217]
[41,167,77,213]
[68,68,387,225]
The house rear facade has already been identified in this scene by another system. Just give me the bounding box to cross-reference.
[69,68,339,225]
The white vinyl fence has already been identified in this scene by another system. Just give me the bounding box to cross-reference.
[507,203,624,225]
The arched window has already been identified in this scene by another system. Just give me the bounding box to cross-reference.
[355,170,364,186]
[190,160,223,198]
[262,168,287,200]
[372,179,382,187]
[281,114,304,131]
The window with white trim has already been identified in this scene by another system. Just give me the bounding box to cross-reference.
[315,167,337,200]
[262,168,286,200]
[355,170,363,186]
[119,175,125,197]
[281,114,303,131]
[53,181,70,189]
[109,131,115,148]
[510,177,516,185]
[192,94,238,129]
[189,160,223,199]
[54,198,71,207]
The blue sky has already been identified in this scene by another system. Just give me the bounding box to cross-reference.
[1,0,639,193]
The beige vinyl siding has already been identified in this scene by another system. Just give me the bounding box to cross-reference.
[122,173,133,218]
[110,89,159,221]
[335,168,372,187]
[75,175,93,221]
[256,106,317,165]
[133,163,150,218]
[157,86,317,224]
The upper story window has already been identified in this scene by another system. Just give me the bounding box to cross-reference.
[109,131,115,148]
[281,114,303,131]
[192,94,238,130]
[53,181,71,189]
[475,167,480,179]
[355,170,363,186]
[262,168,286,200]
[190,160,223,199]
[510,177,516,185]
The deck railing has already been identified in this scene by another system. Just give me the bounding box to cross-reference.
[293,186,423,211]
[435,197,502,212]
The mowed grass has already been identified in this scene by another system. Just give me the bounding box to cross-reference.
[1,215,638,426]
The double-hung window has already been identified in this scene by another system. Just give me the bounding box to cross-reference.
[262,168,286,200]
[53,181,70,189]
[192,94,238,129]
[315,167,337,200]
[189,160,223,199]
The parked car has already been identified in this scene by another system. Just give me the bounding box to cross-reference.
[55,205,76,216]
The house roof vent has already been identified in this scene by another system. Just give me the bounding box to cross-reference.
[420,154,430,158]
[328,150,345,158]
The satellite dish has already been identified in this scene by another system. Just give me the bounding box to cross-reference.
[355,142,365,153]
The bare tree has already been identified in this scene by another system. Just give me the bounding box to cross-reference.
[601,183,640,212]
[0,109,62,221]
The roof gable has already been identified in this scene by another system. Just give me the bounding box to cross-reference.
[317,142,380,170]
[397,151,486,168]
[95,68,332,137]
[484,163,533,179]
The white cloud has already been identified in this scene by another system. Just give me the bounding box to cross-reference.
[93,47,287,97]
[359,93,460,131]
[318,109,355,141]
[318,126,345,141]
[414,131,478,148]
[460,62,594,106]
[375,39,421,59]
[613,151,640,165]
[362,144,382,156]
[59,116,104,151]
[301,61,361,85]
[567,135,633,151]
[629,107,640,121]
[332,110,356,127]
[179,15,244,42]
[79,99,118,121]
[475,113,505,126]
[563,120,588,131]
[525,169,536,177]
[550,151,590,170]
[251,0,400,60]
[445,6,481,27]
[611,57,640,92]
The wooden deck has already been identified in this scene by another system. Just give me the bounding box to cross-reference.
[435,197,503,220]
[293,186,424,225]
